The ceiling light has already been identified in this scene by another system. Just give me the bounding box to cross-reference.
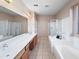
[34,4,38,6]
[45,5,49,7]
[4,0,13,3]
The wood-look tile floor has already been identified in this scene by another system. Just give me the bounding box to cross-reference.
[29,37,56,59]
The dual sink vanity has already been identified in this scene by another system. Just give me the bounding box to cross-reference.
[0,33,37,59]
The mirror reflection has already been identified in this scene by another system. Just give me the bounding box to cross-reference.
[0,6,28,42]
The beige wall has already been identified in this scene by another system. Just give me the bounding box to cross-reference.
[56,0,79,19]
[0,0,31,18]
[55,0,79,35]
[37,15,54,38]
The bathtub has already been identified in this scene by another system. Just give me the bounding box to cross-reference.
[49,36,73,51]
[49,36,79,59]
[54,45,79,59]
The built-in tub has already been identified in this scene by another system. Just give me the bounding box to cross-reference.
[54,45,79,59]
[49,36,79,59]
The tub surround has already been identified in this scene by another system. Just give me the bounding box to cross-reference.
[0,33,37,59]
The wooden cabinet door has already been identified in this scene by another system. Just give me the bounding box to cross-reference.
[29,40,34,50]
[21,52,27,59]
[34,35,37,48]
[29,35,37,50]
[21,48,29,59]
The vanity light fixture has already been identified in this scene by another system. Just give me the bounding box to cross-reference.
[4,0,13,3]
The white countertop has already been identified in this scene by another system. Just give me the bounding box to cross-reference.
[0,33,37,59]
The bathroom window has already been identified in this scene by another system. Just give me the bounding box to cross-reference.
[72,4,79,35]
[48,21,56,36]
[48,19,62,36]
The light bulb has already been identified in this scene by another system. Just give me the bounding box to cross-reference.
[4,0,13,3]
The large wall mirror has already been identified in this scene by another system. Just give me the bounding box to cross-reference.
[0,6,28,42]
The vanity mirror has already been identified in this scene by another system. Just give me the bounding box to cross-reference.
[0,6,28,42]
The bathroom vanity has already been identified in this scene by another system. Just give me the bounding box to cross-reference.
[0,33,37,59]
[15,34,37,59]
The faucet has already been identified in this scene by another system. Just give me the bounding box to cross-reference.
[56,35,62,40]
[1,43,8,51]
[3,43,8,47]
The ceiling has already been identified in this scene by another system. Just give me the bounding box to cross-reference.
[22,0,71,15]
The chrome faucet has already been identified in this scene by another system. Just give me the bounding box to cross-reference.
[3,43,8,47]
